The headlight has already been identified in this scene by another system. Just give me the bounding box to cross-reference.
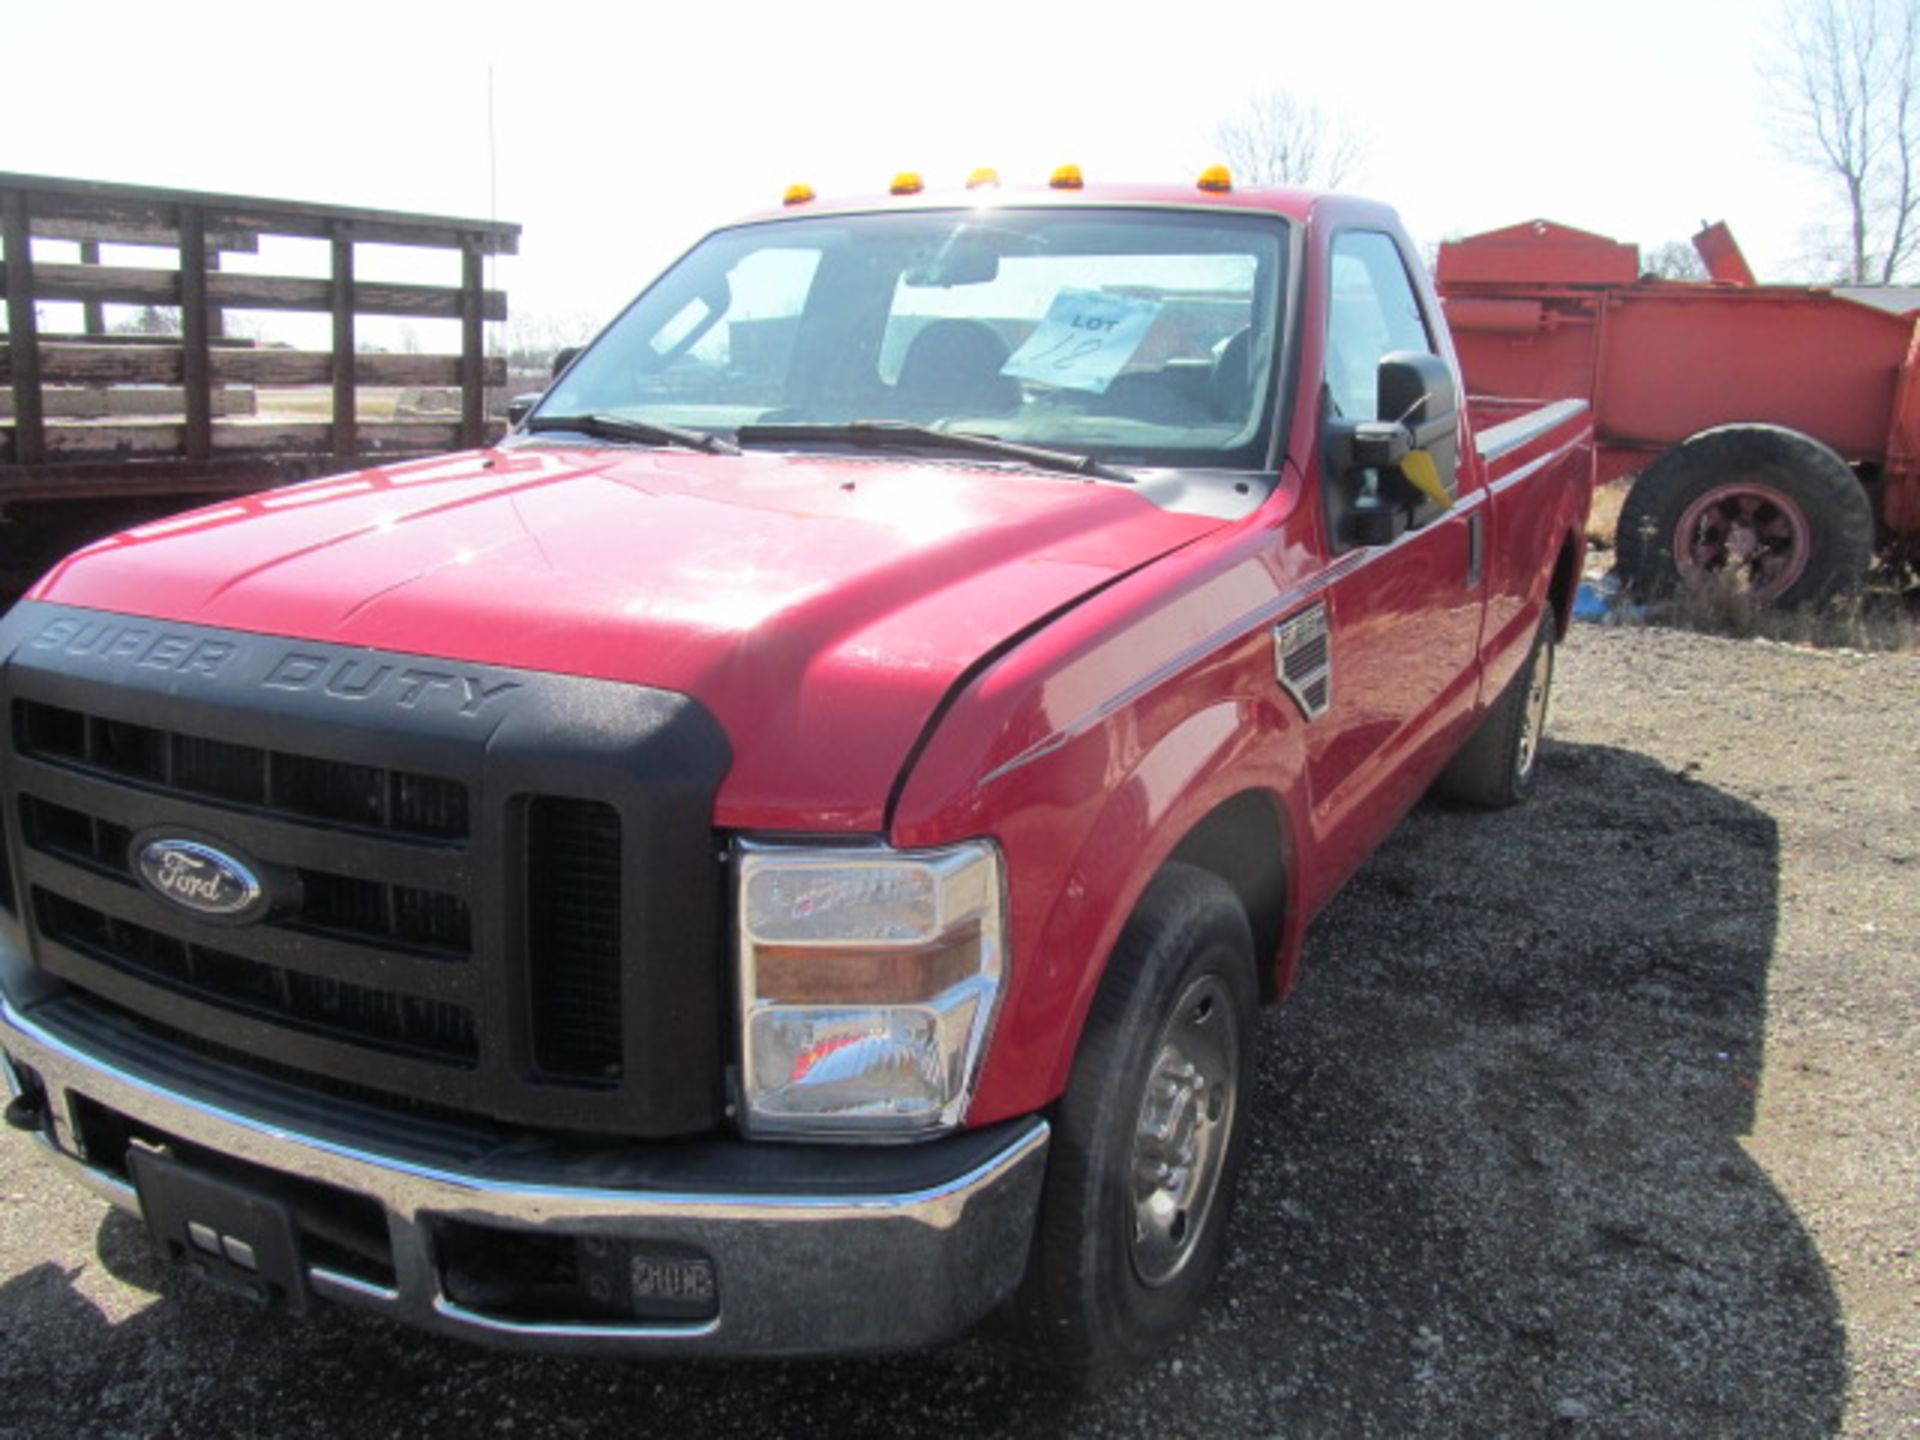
[735,839,1005,1141]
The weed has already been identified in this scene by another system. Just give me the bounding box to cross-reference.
[1634,572,1920,653]
[1586,476,1632,553]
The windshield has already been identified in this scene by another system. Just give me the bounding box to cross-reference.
[535,207,1290,469]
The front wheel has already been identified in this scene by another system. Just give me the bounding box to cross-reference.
[1016,864,1257,1369]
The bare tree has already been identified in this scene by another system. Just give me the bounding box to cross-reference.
[497,308,602,376]
[1211,90,1369,190]
[1643,240,1710,280]
[1769,0,1920,283]
[112,304,182,336]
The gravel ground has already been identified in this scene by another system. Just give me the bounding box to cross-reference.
[1,624,1915,1438]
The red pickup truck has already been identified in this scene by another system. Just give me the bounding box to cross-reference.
[0,173,1593,1366]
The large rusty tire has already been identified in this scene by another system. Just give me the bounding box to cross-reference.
[1614,424,1876,607]
[1015,863,1256,1370]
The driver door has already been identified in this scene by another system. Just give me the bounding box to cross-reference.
[1305,229,1486,879]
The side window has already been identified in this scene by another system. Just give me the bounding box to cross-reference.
[1325,231,1430,419]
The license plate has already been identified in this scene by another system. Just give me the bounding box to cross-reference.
[576,1235,718,1321]
[128,1146,309,1313]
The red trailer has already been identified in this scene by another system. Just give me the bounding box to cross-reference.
[1436,219,1920,605]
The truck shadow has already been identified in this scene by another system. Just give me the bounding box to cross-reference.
[1199,739,1845,1436]
[0,741,1844,1438]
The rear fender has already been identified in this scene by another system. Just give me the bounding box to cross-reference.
[1483,416,1596,697]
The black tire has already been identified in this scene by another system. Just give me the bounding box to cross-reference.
[1016,863,1257,1370]
[1613,424,1875,607]
[1437,611,1555,809]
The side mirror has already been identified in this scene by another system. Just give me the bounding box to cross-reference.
[1323,350,1463,551]
[1377,351,1456,450]
[506,393,542,426]
[552,345,581,379]
[1371,350,1461,515]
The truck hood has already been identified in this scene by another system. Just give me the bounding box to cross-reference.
[31,444,1224,830]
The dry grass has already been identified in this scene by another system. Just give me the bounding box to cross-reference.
[254,386,403,421]
[1585,475,1633,553]
[1629,574,1920,654]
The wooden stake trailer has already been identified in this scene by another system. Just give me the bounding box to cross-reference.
[1437,220,1919,605]
[0,173,519,599]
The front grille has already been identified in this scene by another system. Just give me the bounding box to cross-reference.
[41,991,515,1151]
[527,797,625,1083]
[34,889,479,1063]
[18,794,471,959]
[0,815,14,916]
[14,700,470,840]
[1,605,731,1138]
[300,871,472,957]
[20,792,133,870]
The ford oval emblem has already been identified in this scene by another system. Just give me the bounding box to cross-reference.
[133,836,268,921]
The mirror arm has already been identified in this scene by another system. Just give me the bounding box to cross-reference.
[1350,420,1413,470]
[1405,412,1456,451]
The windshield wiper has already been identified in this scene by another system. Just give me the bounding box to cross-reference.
[524,412,739,455]
[734,420,1127,481]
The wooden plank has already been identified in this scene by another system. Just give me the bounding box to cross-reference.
[341,353,505,387]
[206,250,225,341]
[35,421,324,458]
[216,351,502,387]
[21,417,488,459]
[2,346,504,387]
[3,263,508,320]
[78,241,105,335]
[26,215,257,252]
[0,388,255,419]
[0,454,370,503]
[332,226,355,455]
[3,194,207,241]
[2,190,46,465]
[0,435,505,503]
[347,279,506,321]
[215,208,519,254]
[32,332,256,348]
[2,344,181,384]
[357,420,487,450]
[4,261,182,306]
[0,173,519,255]
[460,240,485,448]
[178,206,212,461]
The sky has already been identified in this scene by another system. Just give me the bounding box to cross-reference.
[4,0,1838,341]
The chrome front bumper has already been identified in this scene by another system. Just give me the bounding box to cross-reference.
[0,993,1049,1357]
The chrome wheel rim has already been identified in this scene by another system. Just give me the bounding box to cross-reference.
[1129,972,1239,1287]
[1516,636,1555,783]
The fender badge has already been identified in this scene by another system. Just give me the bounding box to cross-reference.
[1273,602,1332,720]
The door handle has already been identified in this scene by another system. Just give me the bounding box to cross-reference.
[1467,512,1484,588]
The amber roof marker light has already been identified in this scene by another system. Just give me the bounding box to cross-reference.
[783,183,815,207]
[890,171,925,196]
[1049,164,1084,190]
[966,167,1000,190]
[1197,164,1234,193]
